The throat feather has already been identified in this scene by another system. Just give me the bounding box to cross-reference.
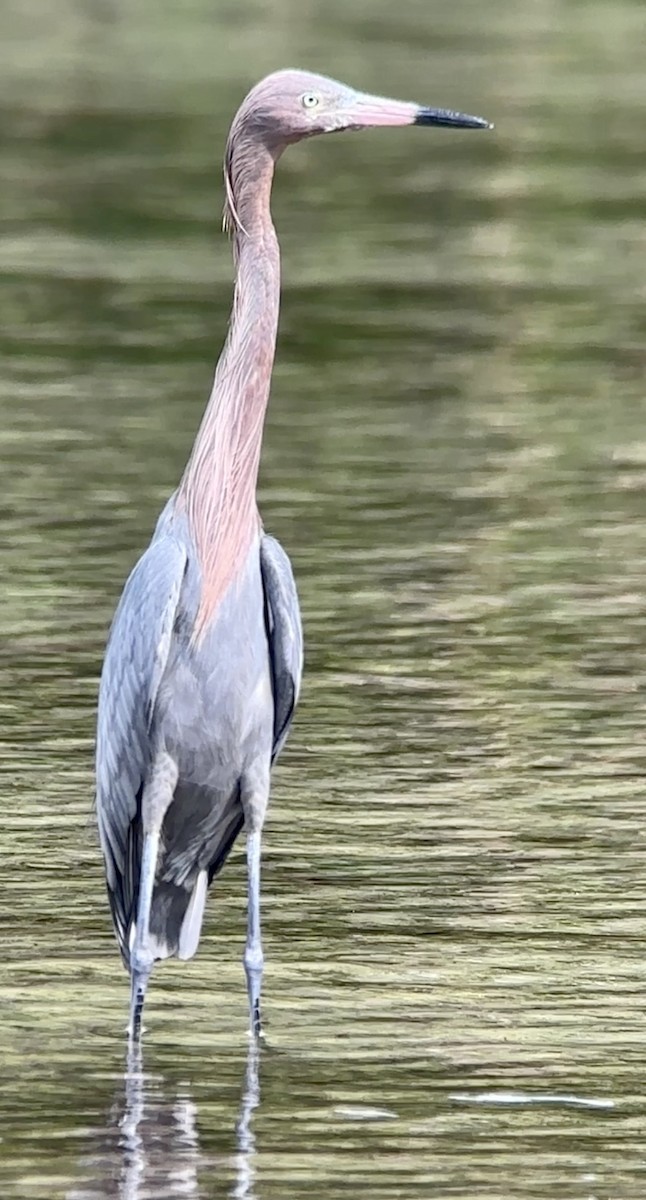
[178,219,280,636]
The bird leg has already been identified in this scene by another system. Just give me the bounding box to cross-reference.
[243,829,265,1039]
[129,751,178,1043]
[129,828,157,1041]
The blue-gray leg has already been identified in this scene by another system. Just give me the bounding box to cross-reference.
[129,752,178,1043]
[129,828,159,1040]
[243,830,264,1038]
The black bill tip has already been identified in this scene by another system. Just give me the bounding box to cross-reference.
[415,107,492,130]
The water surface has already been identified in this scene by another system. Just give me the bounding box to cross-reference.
[1,1,646,1196]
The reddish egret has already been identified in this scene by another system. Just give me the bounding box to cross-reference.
[95,69,490,1042]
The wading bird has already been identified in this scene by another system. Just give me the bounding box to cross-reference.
[95,69,490,1043]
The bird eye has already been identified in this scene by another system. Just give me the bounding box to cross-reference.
[301,92,320,109]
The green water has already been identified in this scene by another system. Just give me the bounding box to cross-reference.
[1,1,645,1196]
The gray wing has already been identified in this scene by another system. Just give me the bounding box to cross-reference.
[260,533,303,762]
[95,533,188,959]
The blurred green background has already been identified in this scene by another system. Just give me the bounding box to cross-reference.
[1,1,645,1198]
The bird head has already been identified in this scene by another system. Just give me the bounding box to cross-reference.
[231,68,491,153]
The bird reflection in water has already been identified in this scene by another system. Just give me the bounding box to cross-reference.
[231,1040,260,1200]
[74,1042,261,1199]
[118,1043,202,1200]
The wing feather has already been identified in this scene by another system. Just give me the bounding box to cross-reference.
[95,533,188,960]
[260,534,303,762]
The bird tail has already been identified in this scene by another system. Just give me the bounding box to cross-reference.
[145,782,245,962]
[147,870,208,961]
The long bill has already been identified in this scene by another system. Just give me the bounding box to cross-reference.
[344,93,492,131]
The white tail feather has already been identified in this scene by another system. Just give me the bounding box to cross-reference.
[178,870,208,960]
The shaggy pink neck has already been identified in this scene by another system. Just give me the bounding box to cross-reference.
[178,141,280,628]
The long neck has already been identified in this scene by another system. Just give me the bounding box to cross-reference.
[178,140,280,627]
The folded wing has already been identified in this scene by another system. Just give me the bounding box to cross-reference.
[260,533,303,762]
[95,534,188,961]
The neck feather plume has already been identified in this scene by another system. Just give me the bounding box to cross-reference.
[178,135,279,633]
